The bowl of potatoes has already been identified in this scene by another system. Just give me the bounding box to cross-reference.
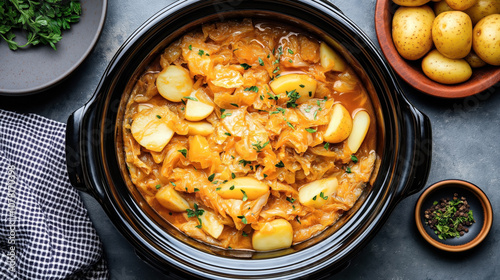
[375,0,500,98]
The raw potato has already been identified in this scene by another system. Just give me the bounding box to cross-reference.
[156,65,193,102]
[199,210,224,239]
[324,103,353,143]
[217,177,270,200]
[270,74,318,103]
[445,0,478,10]
[347,110,371,154]
[422,49,473,83]
[464,0,500,24]
[298,177,339,208]
[185,89,215,121]
[393,0,431,6]
[156,186,190,212]
[131,107,175,152]
[434,1,454,16]
[392,6,435,60]
[185,121,214,136]
[464,51,487,67]
[472,14,500,65]
[432,11,473,59]
[320,42,347,72]
[252,219,293,251]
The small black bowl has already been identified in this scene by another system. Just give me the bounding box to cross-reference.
[415,180,493,252]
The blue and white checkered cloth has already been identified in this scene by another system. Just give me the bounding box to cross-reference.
[0,109,108,280]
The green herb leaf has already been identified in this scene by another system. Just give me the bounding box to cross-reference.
[286,197,296,203]
[312,195,317,201]
[224,132,232,136]
[216,187,221,191]
[346,167,352,173]
[156,115,161,119]
[252,140,270,152]
[230,103,239,107]
[288,49,294,54]
[324,142,330,150]
[299,84,305,88]
[188,45,192,50]
[237,215,248,224]
[258,57,264,66]
[295,216,301,224]
[286,89,300,108]
[178,149,187,157]
[183,96,198,101]
[231,172,236,179]
[240,63,252,70]
[208,173,215,182]
[171,182,176,186]
[242,231,248,237]
[244,86,259,92]
[351,155,358,163]
[241,189,248,201]
[275,161,284,168]
[319,192,328,200]
[194,188,200,192]
[305,128,317,133]
[239,159,252,167]
[229,185,235,190]
[155,184,161,189]
[198,49,205,56]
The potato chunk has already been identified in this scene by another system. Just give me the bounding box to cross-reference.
[199,209,224,239]
[131,107,175,152]
[298,177,338,208]
[320,42,347,72]
[156,186,190,212]
[323,103,353,143]
[252,219,293,251]
[347,110,370,153]
[185,89,215,121]
[217,177,269,200]
[156,65,193,102]
[185,121,214,136]
[269,74,317,103]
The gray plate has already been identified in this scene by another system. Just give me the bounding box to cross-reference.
[0,0,107,96]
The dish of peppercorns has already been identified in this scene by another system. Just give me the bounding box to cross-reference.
[415,180,493,252]
[424,193,475,240]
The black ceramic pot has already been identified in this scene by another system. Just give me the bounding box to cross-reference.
[65,0,432,279]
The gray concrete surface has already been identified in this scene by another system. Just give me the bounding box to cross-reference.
[1,0,499,279]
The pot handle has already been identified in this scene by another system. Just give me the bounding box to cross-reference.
[65,105,90,193]
[395,96,432,199]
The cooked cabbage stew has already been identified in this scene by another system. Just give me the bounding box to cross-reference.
[122,19,377,251]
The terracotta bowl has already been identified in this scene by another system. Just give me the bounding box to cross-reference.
[415,180,493,252]
[375,0,500,99]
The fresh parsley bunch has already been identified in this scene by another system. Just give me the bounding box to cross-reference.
[0,0,81,50]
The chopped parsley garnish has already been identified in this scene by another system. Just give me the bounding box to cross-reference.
[237,215,248,224]
[198,49,205,57]
[231,172,236,179]
[299,84,305,88]
[312,195,317,201]
[188,45,192,50]
[288,59,293,63]
[286,197,296,203]
[171,182,176,186]
[242,231,248,237]
[194,188,200,192]
[186,203,204,229]
[275,161,285,168]
[263,174,268,178]
[233,48,239,52]
[178,149,187,157]
[259,95,264,100]
[220,109,232,119]
[266,92,279,100]
[286,121,295,130]
[216,187,221,191]
[155,184,161,189]
[295,216,301,224]
[252,140,270,152]
[324,142,330,150]
[288,49,294,54]
[308,91,312,97]
[229,185,235,190]
[156,115,161,119]
[286,89,300,108]
[239,159,252,166]
[230,103,239,107]
[304,105,312,113]
[241,189,248,201]
[224,132,232,136]
[351,155,358,163]
[346,167,352,173]
[244,86,259,92]
[240,63,252,70]
[305,128,317,133]
[319,192,328,200]
[273,66,280,74]
[183,96,198,101]
[258,57,264,66]
[208,173,215,182]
